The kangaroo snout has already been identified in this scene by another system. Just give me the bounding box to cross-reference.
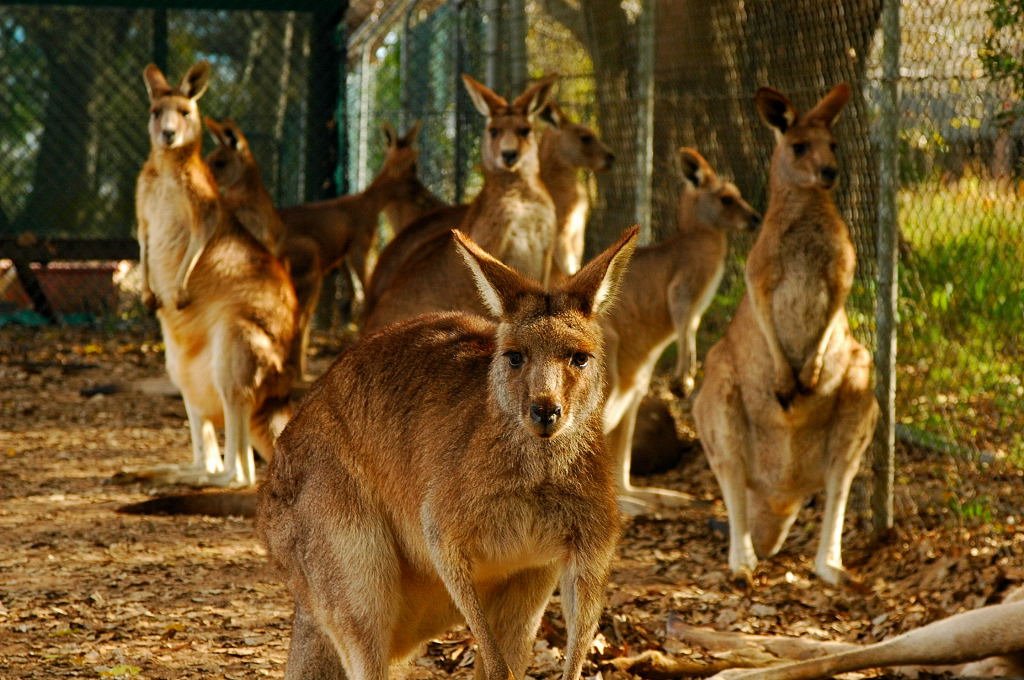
[162,129,177,145]
[747,212,763,231]
[501,149,519,167]
[530,401,562,436]
[820,165,838,187]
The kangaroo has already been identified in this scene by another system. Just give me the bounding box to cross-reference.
[692,83,879,585]
[135,62,296,487]
[711,587,1024,680]
[362,76,566,333]
[604,148,760,514]
[379,120,448,234]
[204,116,285,257]
[257,227,637,680]
[538,102,615,281]
[204,117,322,380]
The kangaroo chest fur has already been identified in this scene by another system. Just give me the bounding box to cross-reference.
[771,216,849,366]
[469,181,555,281]
[140,170,200,300]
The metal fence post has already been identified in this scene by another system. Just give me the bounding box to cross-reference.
[484,0,501,90]
[872,0,900,536]
[506,0,527,93]
[356,44,373,191]
[452,0,466,204]
[634,0,655,242]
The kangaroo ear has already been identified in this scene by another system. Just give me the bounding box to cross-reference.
[564,226,639,317]
[205,116,227,145]
[461,74,508,117]
[805,82,851,128]
[403,120,422,144]
[381,121,397,147]
[513,75,557,117]
[180,61,211,101]
[755,87,797,136]
[538,101,564,128]
[221,119,246,152]
[143,64,172,101]
[452,230,539,318]
[679,147,713,188]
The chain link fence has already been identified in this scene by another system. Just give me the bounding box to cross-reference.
[346,0,1023,514]
[0,3,337,323]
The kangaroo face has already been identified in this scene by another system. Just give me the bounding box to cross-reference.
[755,83,850,192]
[493,307,602,440]
[777,124,840,191]
[149,95,202,151]
[679,147,762,233]
[462,73,556,174]
[541,104,615,172]
[206,143,245,189]
[142,61,211,153]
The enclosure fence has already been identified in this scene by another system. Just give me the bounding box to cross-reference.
[345,0,1024,524]
[1,1,1021,522]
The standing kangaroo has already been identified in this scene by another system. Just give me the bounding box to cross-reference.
[379,120,448,234]
[257,227,637,680]
[135,62,296,487]
[604,148,760,514]
[538,102,615,281]
[692,84,879,585]
[204,117,321,379]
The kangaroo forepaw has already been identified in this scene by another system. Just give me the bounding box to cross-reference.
[174,290,192,310]
[142,290,160,312]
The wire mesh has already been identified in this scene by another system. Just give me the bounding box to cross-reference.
[345,0,1024,501]
[0,4,320,322]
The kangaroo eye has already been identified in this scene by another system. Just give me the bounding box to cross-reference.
[489,127,500,139]
[829,142,838,152]
[505,351,524,368]
[720,195,736,207]
[570,352,589,368]
[580,134,594,144]
[150,110,160,119]
[516,127,531,138]
[792,142,808,157]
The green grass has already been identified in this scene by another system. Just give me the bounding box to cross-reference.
[897,176,1024,463]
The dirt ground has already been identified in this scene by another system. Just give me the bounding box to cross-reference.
[1,326,1021,679]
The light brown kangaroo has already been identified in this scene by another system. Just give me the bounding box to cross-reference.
[538,102,615,281]
[604,148,760,514]
[135,62,296,487]
[257,227,638,680]
[379,120,448,234]
[361,75,559,332]
[692,84,878,585]
[204,117,322,380]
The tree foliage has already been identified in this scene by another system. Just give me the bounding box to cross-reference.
[980,0,1024,126]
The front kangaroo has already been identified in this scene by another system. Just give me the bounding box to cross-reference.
[604,148,760,514]
[257,227,638,680]
[692,84,879,585]
[135,63,296,487]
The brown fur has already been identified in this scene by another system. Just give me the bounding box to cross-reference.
[538,102,615,282]
[134,62,296,487]
[257,227,638,680]
[692,84,879,584]
[603,148,760,514]
[204,118,322,380]
[379,120,448,234]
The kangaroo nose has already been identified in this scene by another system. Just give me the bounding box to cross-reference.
[501,150,518,167]
[162,129,176,145]
[530,403,562,426]
[605,152,616,167]
[821,166,838,184]
[748,213,762,230]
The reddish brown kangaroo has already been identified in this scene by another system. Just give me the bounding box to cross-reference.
[379,120,448,234]
[204,117,321,379]
[538,102,615,281]
[134,62,296,487]
[257,226,638,680]
[361,75,559,332]
[693,84,878,585]
[604,148,760,514]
